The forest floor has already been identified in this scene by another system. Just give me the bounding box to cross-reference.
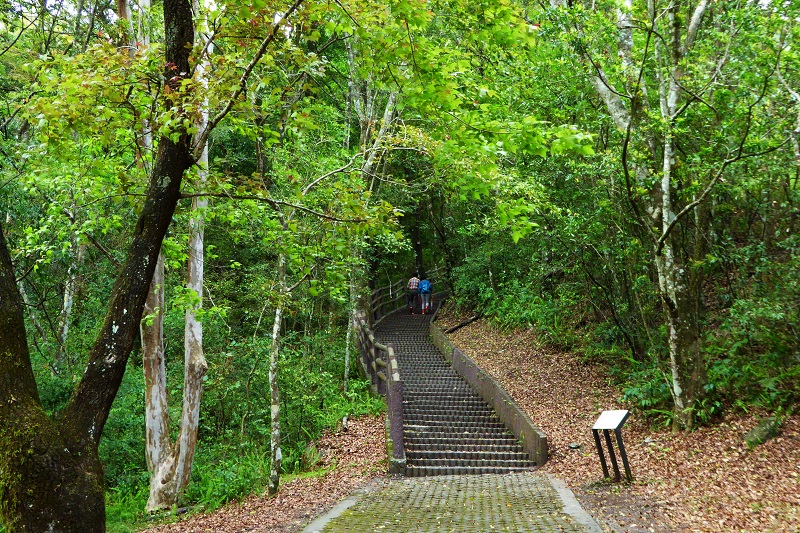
[436,308,800,533]
[144,311,799,533]
[142,415,388,533]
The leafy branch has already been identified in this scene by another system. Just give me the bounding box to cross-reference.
[179,192,367,223]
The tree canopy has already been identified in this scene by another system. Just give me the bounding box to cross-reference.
[0,0,798,530]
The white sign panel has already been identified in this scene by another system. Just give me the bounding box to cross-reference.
[593,410,630,430]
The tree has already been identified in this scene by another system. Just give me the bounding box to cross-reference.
[544,0,796,428]
[0,0,320,526]
[0,0,193,525]
[141,0,212,510]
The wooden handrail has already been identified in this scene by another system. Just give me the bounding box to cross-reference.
[353,266,450,475]
[353,309,405,474]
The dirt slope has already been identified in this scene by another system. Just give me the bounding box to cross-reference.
[440,313,799,533]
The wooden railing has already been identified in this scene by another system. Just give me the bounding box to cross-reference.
[369,266,450,325]
[353,309,406,474]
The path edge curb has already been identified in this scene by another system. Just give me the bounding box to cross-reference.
[300,478,384,533]
[547,473,604,532]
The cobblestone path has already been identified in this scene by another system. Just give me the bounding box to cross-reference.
[310,473,590,532]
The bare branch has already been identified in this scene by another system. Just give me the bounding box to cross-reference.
[286,272,310,293]
[302,152,362,195]
[180,192,367,223]
[655,138,790,256]
[0,14,39,58]
[332,0,360,28]
[363,92,397,177]
[621,116,654,240]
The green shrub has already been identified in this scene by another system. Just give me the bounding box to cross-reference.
[106,486,150,533]
[182,443,272,510]
[705,235,800,410]
[618,358,673,427]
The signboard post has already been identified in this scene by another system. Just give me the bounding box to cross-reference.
[592,410,632,482]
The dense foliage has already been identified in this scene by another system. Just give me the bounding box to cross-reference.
[435,1,800,427]
[0,0,797,530]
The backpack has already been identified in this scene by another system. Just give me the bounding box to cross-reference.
[418,279,432,294]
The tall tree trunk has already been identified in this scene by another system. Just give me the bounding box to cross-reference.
[651,0,709,428]
[0,227,106,531]
[343,263,360,393]
[144,0,210,509]
[136,0,175,510]
[56,241,87,367]
[344,309,352,393]
[0,0,194,528]
[17,279,48,344]
[553,0,710,428]
[409,203,424,275]
[116,0,135,47]
[133,0,181,510]
[268,254,286,495]
[173,67,210,497]
[142,253,176,511]
[138,0,154,170]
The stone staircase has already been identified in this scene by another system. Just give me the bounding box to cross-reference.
[375,309,536,477]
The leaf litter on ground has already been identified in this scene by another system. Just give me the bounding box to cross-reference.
[437,307,799,533]
[142,414,387,533]
[143,309,799,533]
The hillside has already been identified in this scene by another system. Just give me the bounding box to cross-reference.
[437,309,800,533]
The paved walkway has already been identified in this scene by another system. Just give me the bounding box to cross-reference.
[303,472,601,532]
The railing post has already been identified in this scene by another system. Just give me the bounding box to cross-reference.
[371,345,380,390]
[385,343,406,474]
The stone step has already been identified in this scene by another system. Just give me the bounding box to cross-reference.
[403,415,505,426]
[408,457,533,469]
[403,383,480,400]
[403,408,496,417]
[403,398,488,407]
[404,435,520,447]
[402,374,462,378]
[405,442,526,453]
[403,405,490,413]
[406,450,530,462]
[403,387,472,393]
[404,429,513,440]
[405,465,533,477]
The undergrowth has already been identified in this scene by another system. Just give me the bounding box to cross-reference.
[102,373,381,531]
[450,265,799,429]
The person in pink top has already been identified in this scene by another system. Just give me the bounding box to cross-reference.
[407,274,420,313]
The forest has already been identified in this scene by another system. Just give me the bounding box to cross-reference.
[0,0,797,531]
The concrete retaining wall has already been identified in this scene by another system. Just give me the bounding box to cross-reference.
[429,322,549,466]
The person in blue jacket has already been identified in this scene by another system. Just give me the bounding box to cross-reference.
[418,275,433,314]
